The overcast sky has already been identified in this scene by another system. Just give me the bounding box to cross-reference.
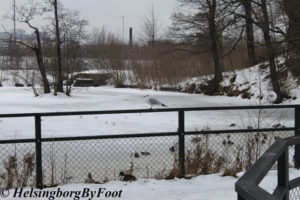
[0,0,177,42]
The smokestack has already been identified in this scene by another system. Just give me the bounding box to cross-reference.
[129,27,133,46]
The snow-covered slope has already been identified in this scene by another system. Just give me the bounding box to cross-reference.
[179,57,300,104]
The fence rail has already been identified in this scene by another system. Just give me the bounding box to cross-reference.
[0,105,299,189]
[0,105,298,118]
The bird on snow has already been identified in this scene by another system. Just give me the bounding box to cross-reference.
[143,95,168,109]
[84,172,101,184]
[266,91,277,104]
[119,171,137,182]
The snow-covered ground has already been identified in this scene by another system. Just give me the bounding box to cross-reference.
[0,64,299,200]
[0,86,295,139]
[3,169,300,200]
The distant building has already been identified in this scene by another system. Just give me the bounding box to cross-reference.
[0,34,9,52]
[0,30,50,53]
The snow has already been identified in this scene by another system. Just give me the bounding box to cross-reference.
[0,60,300,200]
[3,169,300,200]
[0,86,294,140]
[176,56,300,105]
[0,86,296,188]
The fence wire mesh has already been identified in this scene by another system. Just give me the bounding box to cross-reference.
[41,136,178,185]
[0,130,295,189]
[290,187,300,200]
[185,131,294,176]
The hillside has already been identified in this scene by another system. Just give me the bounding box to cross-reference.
[160,57,299,104]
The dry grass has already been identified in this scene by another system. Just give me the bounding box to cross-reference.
[0,152,35,189]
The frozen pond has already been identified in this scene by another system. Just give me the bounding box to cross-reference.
[0,87,295,139]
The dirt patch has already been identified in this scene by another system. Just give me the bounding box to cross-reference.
[259,64,268,70]
[229,74,237,84]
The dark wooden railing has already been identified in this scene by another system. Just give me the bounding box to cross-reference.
[236,136,300,200]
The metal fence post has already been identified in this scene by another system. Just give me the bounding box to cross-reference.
[178,110,185,178]
[295,106,300,169]
[278,147,289,200]
[35,115,43,189]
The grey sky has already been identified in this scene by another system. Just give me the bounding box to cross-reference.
[0,0,177,41]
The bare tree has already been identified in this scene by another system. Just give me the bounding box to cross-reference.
[207,0,223,83]
[90,27,126,87]
[251,0,284,103]
[282,0,300,53]
[5,1,51,93]
[62,12,88,96]
[47,0,64,93]
[224,0,284,102]
[0,55,5,86]
[239,0,257,65]
[172,0,235,87]
[141,5,161,48]
[45,0,88,95]
[279,0,300,79]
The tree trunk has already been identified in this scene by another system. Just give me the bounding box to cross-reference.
[242,0,257,66]
[283,0,300,53]
[261,0,283,103]
[34,30,51,94]
[208,0,223,83]
[282,0,300,77]
[54,0,63,92]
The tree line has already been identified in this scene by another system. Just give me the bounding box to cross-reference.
[171,0,300,103]
[1,0,299,103]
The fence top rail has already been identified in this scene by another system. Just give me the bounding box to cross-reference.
[0,104,298,118]
[0,128,293,144]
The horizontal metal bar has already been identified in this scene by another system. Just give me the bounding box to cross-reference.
[0,138,35,144]
[0,104,298,118]
[185,127,295,135]
[0,128,293,144]
[41,132,179,142]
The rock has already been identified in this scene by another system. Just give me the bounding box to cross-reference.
[15,83,24,87]
[241,88,251,99]
[229,74,237,84]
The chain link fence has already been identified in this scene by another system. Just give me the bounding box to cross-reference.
[0,105,299,200]
[41,136,177,185]
[0,130,295,188]
[290,187,300,200]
